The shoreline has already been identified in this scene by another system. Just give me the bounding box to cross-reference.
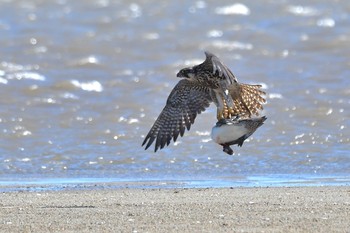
[1,186,349,232]
[1,174,349,192]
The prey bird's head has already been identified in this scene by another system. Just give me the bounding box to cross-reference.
[176,67,195,79]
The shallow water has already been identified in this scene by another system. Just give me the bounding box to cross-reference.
[0,0,349,188]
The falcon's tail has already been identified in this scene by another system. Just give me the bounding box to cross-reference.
[232,83,266,117]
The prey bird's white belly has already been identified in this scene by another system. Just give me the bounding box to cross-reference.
[211,123,248,144]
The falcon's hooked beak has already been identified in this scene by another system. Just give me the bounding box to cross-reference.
[176,68,194,79]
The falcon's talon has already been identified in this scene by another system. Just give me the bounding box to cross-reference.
[224,108,229,119]
[221,97,234,119]
[228,107,235,119]
[232,115,240,121]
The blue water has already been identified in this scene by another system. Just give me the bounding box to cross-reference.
[1,175,349,192]
[0,0,349,190]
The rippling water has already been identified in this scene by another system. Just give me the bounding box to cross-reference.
[0,0,349,187]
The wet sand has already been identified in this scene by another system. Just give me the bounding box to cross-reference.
[1,186,349,232]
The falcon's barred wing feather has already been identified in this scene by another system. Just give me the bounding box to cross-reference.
[142,79,213,152]
[230,83,266,117]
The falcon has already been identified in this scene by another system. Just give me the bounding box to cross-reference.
[142,51,266,152]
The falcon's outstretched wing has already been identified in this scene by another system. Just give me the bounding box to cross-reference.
[142,79,213,152]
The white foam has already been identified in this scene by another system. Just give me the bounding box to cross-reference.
[7,72,46,81]
[0,77,8,84]
[215,3,250,15]
[211,40,253,50]
[128,118,139,124]
[22,130,32,136]
[317,18,335,27]
[268,93,283,99]
[207,30,223,38]
[129,3,142,18]
[71,80,103,92]
[195,131,210,136]
[20,158,31,162]
[74,56,100,65]
[287,5,319,16]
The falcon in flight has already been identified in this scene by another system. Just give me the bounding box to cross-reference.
[142,51,266,152]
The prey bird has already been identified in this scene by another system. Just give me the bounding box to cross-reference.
[142,51,266,152]
[211,116,267,155]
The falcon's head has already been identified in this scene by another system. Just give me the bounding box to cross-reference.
[176,67,195,79]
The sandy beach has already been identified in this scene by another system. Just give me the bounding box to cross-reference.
[0,186,349,232]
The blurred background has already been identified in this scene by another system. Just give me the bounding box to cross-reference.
[0,0,349,187]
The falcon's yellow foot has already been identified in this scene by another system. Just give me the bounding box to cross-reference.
[228,107,235,118]
[217,97,236,120]
[217,109,223,120]
[217,106,233,120]
[223,106,229,119]
[222,98,234,119]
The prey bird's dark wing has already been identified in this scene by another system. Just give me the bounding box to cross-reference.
[142,79,213,152]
